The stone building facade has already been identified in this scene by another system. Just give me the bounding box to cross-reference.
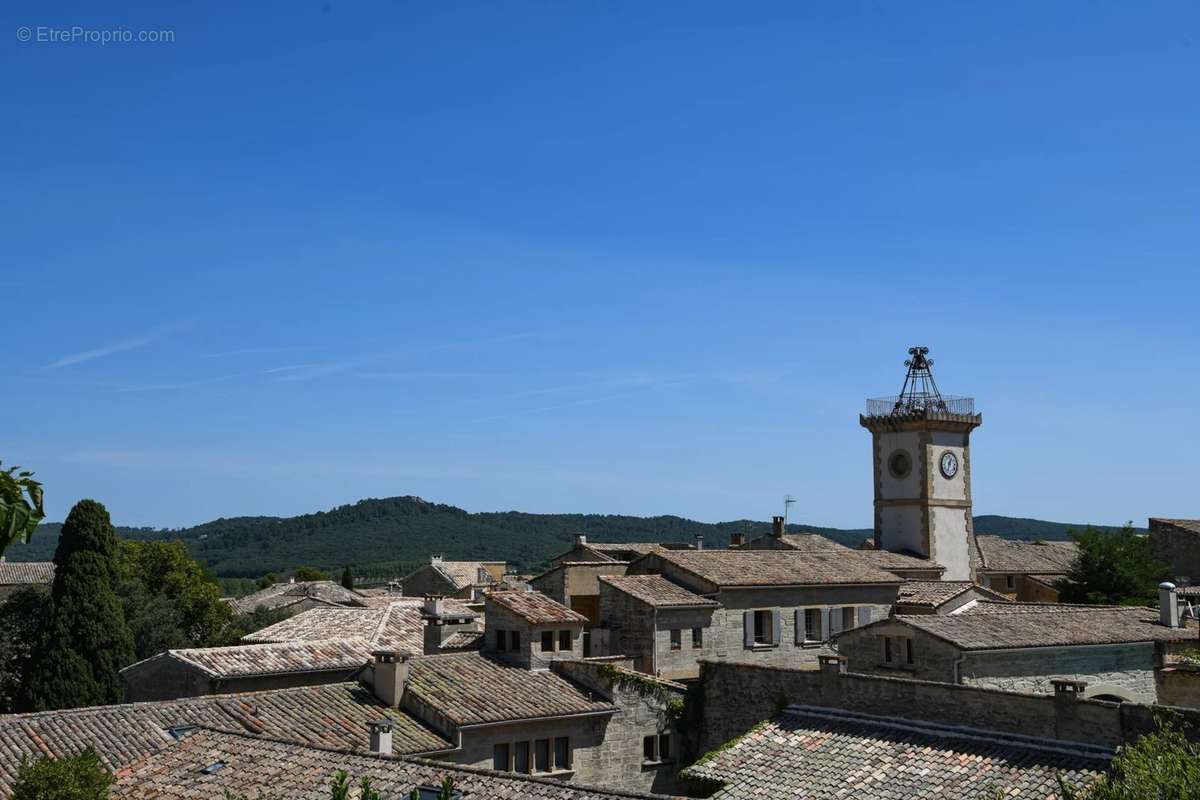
[596,574,720,680]
[1150,518,1200,586]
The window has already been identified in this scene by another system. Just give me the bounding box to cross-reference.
[670,629,681,651]
[554,736,571,770]
[905,637,914,665]
[643,733,673,764]
[1005,575,1016,591]
[493,743,509,771]
[541,631,555,652]
[691,627,703,649]
[511,631,521,651]
[804,608,823,642]
[495,630,507,650]
[883,635,893,664]
[514,740,530,774]
[559,630,572,651]
[753,610,773,644]
[535,738,550,773]
[882,635,914,667]
[842,607,856,631]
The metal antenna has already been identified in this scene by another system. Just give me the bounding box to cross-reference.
[783,494,796,529]
[892,346,947,413]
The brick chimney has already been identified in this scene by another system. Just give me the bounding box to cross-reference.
[729,532,746,548]
[372,651,411,707]
[771,516,785,538]
[1160,582,1180,628]
[367,720,393,754]
[694,534,704,551]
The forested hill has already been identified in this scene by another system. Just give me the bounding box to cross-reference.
[10,496,1140,578]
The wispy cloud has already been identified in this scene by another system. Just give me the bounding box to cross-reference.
[115,373,243,392]
[45,333,158,369]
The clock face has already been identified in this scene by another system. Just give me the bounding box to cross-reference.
[939,451,959,479]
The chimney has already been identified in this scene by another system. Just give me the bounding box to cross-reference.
[288,576,296,584]
[694,534,704,551]
[1159,582,1180,628]
[574,533,587,547]
[818,654,846,676]
[372,651,411,707]
[771,516,785,538]
[729,532,746,549]
[430,554,442,564]
[477,566,490,584]
[367,720,393,754]
[423,594,444,618]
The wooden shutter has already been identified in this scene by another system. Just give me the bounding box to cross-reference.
[794,609,804,644]
[743,611,754,648]
[820,608,832,642]
[771,610,782,645]
[828,607,844,636]
[857,606,874,627]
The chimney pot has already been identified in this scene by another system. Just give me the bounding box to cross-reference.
[730,532,746,548]
[574,533,587,546]
[818,655,846,676]
[694,534,704,551]
[771,516,785,537]
[367,719,393,754]
[423,594,444,617]
[1160,582,1180,628]
[372,651,411,707]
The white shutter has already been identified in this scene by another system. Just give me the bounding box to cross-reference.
[743,611,755,648]
[771,610,782,646]
[857,606,874,627]
[794,609,804,644]
[820,608,832,642]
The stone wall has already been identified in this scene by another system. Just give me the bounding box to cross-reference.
[484,602,584,670]
[1150,520,1200,585]
[695,659,1200,754]
[1156,665,1200,709]
[962,644,1158,703]
[401,565,462,599]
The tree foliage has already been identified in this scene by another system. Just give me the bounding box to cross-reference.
[1061,719,1200,799]
[294,566,328,582]
[340,565,355,590]
[1057,524,1170,606]
[0,587,48,713]
[0,461,44,556]
[12,748,112,800]
[117,539,234,658]
[19,500,135,711]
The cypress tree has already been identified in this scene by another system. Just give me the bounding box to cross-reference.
[19,500,135,711]
[341,565,355,591]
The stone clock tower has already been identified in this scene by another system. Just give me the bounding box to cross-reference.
[860,347,982,581]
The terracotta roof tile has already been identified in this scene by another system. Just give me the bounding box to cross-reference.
[894,607,1199,649]
[598,575,718,608]
[486,590,588,624]
[0,682,451,798]
[853,549,945,572]
[228,581,366,615]
[112,727,672,799]
[682,705,1109,799]
[897,581,1009,609]
[405,652,614,725]
[1152,518,1200,535]
[131,639,372,680]
[653,550,900,587]
[0,561,54,585]
[973,536,1079,575]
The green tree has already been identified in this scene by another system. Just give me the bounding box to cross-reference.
[0,461,44,556]
[0,586,48,712]
[294,566,328,582]
[256,571,279,590]
[1057,524,1170,606]
[19,500,136,711]
[12,748,112,800]
[1060,719,1200,799]
[117,539,234,658]
[340,565,355,590]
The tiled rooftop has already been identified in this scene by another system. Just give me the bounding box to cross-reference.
[652,550,900,588]
[894,606,1199,649]
[852,549,945,573]
[773,534,855,554]
[1151,518,1200,535]
[111,727,674,800]
[131,638,373,680]
[0,560,54,585]
[420,560,499,591]
[682,704,1110,799]
[0,682,451,798]
[598,575,719,608]
[897,581,1008,609]
[486,589,589,624]
[227,580,366,615]
[405,652,615,726]
[973,535,1079,575]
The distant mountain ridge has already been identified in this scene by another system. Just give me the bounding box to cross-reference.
[8,496,1141,578]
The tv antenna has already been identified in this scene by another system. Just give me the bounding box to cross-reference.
[783,495,796,529]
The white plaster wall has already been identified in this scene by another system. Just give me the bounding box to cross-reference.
[928,444,968,502]
[877,431,921,500]
[931,506,972,580]
[879,506,923,556]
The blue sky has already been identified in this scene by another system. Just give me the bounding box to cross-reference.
[3,2,1197,529]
